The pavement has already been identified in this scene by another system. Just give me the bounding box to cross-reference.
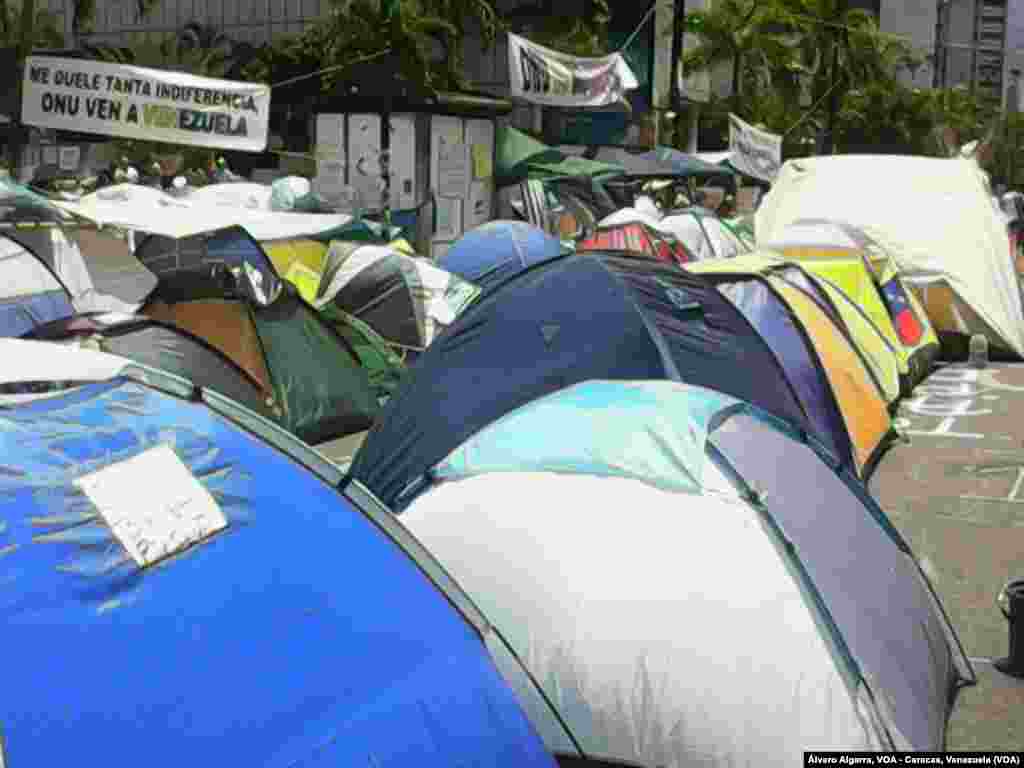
[869,362,1024,750]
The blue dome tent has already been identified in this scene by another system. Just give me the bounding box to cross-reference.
[0,339,560,768]
[439,220,564,294]
[347,253,832,511]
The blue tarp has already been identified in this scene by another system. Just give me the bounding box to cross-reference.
[0,290,74,337]
[0,377,556,767]
[348,253,810,511]
[440,221,564,294]
[716,278,851,467]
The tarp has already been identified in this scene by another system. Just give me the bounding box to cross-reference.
[440,220,564,293]
[756,155,1024,356]
[591,145,735,180]
[347,253,813,511]
[401,380,972,761]
[0,339,558,767]
[495,125,624,186]
[56,184,353,241]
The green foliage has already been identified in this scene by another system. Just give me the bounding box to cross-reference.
[0,1,63,48]
[673,0,1006,159]
[513,0,611,58]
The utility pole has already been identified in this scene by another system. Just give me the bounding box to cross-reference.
[823,0,844,155]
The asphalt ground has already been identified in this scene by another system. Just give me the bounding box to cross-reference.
[869,362,1024,750]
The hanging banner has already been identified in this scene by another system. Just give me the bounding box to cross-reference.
[21,56,271,152]
[508,33,638,108]
[728,113,781,183]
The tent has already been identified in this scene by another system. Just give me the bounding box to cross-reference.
[0,338,558,768]
[400,381,973,763]
[439,221,564,293]
[686,260,893,475]
[0,178,150,315]
[689,253,905,405]
[145,228,407,392]
[659,207,751,261]
[24,312,277,421]
[495,125,624,186]
[756,155,1024,357]
[305,242,481,354]
[347,253,838,511]
[761,219,940,387]
[141,262,382,445]
[577,212,693,267]
[0,235,75,337]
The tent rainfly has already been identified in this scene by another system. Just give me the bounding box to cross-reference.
[348,253,836,511]
[0,338,560,768]
[400,380,973,764]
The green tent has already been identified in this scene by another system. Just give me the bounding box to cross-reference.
[495,126,624,187]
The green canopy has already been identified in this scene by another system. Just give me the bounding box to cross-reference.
[495,126,624,187]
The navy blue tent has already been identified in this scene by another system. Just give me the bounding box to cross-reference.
[347,253,814,511]
[439,220,564,294]
[0,346,559,768]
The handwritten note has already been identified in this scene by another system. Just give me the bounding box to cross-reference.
[74,443,228,568]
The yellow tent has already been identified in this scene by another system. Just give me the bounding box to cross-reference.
[771,281,892,476]
[688,253,903,405]
[760,220,940,388]
[686,256,893,477]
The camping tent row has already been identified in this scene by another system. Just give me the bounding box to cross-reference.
[344,254,975,759]
[569,207,940,399]
[0,178,488,451]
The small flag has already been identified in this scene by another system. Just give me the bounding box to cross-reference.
[880,277,923,346]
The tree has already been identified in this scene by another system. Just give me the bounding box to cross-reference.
[679,0,794,110]
[773,0,919,150]
[71,0,160,40]
[0,2,62,48]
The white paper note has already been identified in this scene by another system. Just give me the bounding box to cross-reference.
[75,443,228,568]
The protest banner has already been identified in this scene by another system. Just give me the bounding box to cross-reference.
[21,56,271,152]
[507,33,638,109]
[728,113,782,183]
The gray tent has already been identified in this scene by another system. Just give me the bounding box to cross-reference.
[399,380,974,764]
